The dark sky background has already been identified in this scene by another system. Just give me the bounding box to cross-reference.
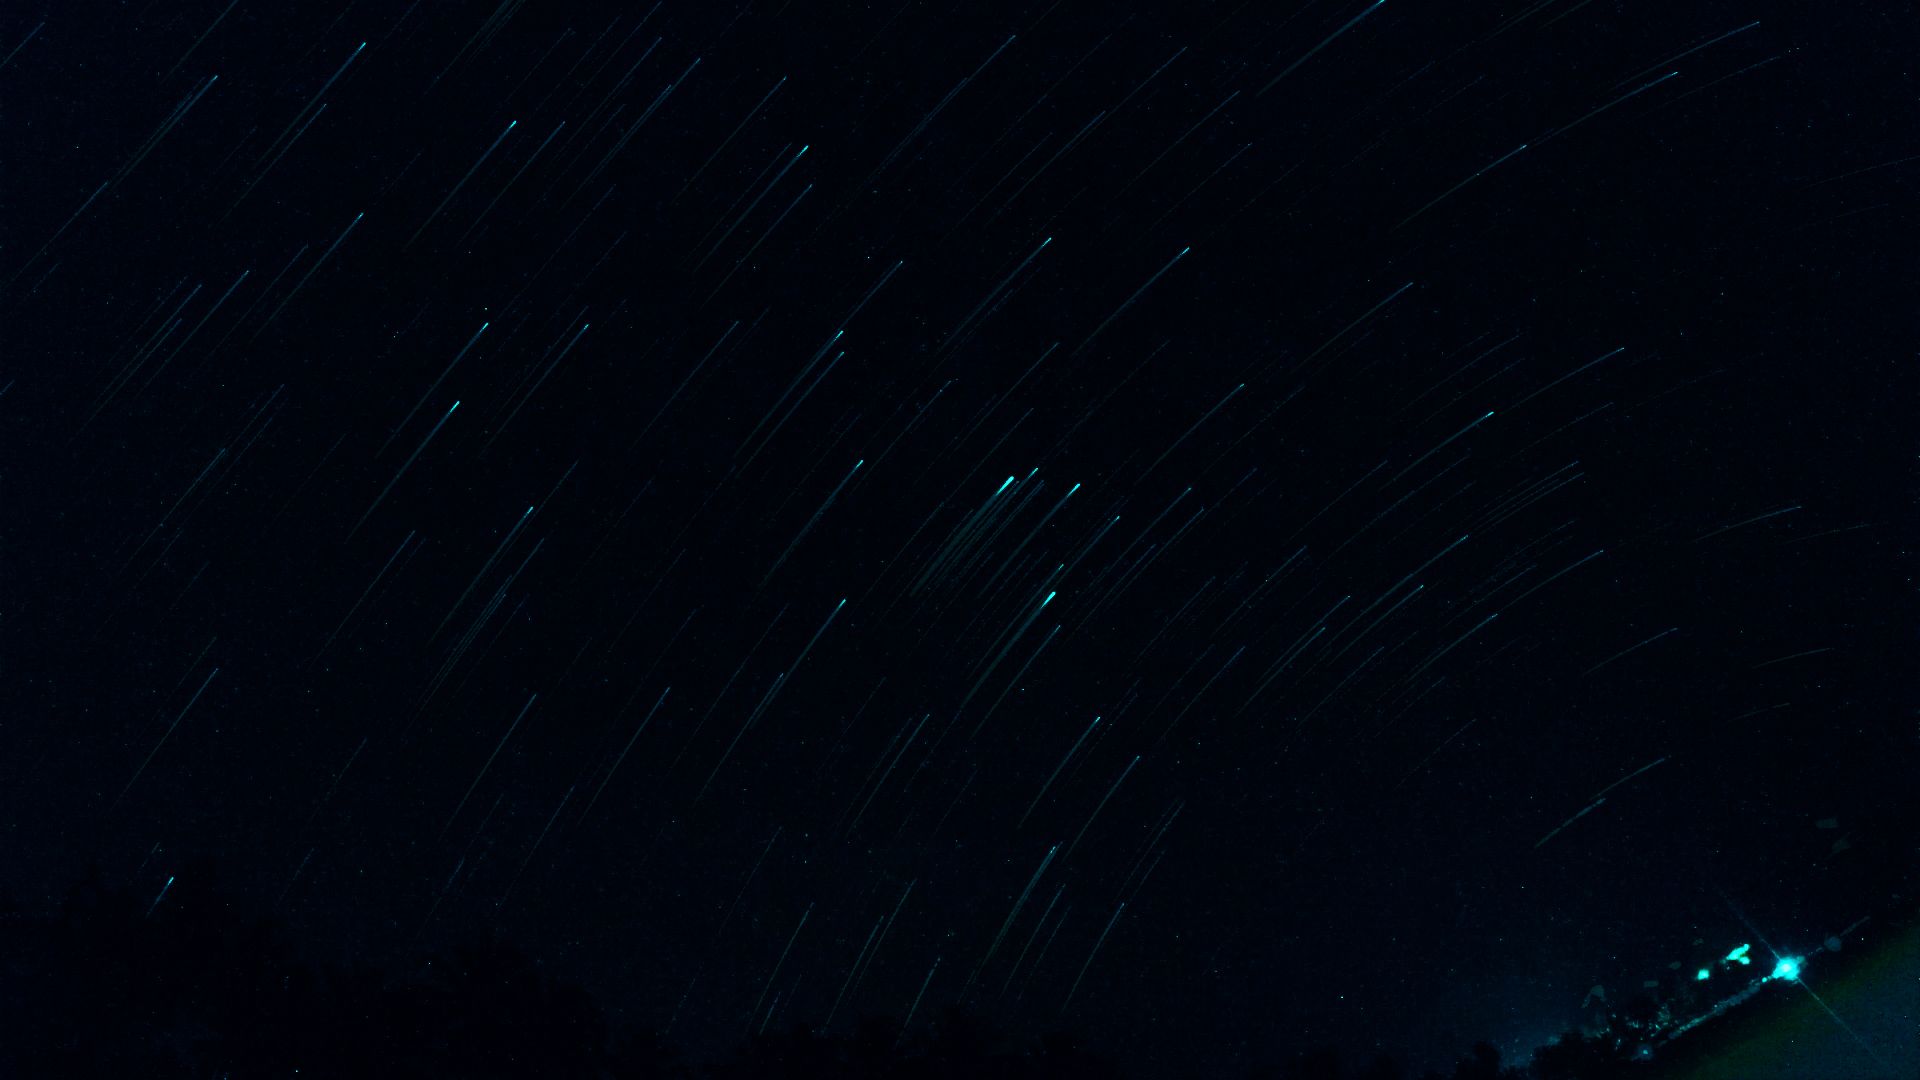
[3,0,1916,1076]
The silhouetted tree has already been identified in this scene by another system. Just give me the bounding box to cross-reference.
[1450,1041,1525,1080]
[1525,1030,1631,1080]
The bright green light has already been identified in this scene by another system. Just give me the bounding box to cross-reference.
[1696,968,1710,980]
[1726,944,1751,966]
[1770,957,1800,980]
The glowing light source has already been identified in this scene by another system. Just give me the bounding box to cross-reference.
[1725,943,1751,966]
[1769,956,1800,981]
[1696,968,1710,980]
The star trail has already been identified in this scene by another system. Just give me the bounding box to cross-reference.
[2,1,1915,1077]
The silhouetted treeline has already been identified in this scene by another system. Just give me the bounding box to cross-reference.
[0,859,1128,1079]
[13,858,1852,1079]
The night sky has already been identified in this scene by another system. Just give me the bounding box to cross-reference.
[3,0,1917,1076]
